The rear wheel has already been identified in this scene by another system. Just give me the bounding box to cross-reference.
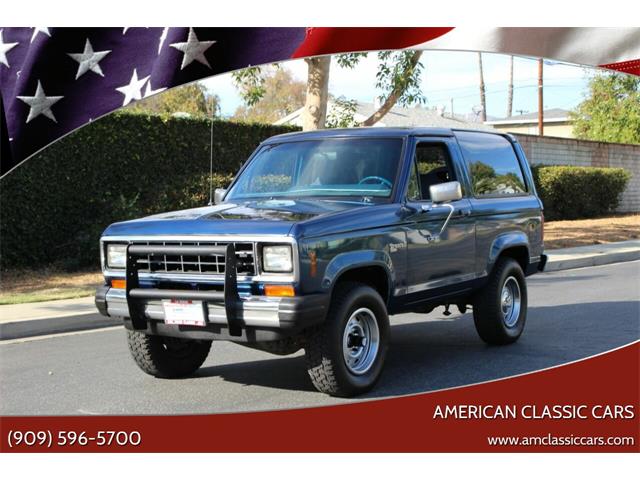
[126,331,211,378]
[473,257,528,345]
[305,282,390,397]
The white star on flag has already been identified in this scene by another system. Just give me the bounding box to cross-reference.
[67,39,111,79]
[144,81,167,98]
[17,80,63,123]
[0,29,19,68]
[30,27,51,43]
[170,27,215,70]
[116,69,150,106]
[158,27,169,55]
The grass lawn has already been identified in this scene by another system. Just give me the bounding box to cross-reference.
[0,270,103,305]
[544,213,639,249]
[1,214,638,305]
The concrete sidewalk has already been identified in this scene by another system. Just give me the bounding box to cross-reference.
[1,239,639,340]
[0,296,97,322]
[544,239,640,272]
[0,297,119,341]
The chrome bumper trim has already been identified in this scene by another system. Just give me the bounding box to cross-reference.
[105,288,281,328]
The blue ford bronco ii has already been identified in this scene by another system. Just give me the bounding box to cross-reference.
[96,127,546,397]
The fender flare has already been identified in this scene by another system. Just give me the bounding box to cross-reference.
[487,231,530,271]
[322,250,395,299]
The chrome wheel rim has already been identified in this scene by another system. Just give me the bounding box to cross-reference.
[342,307,380,375]
[501,276,521,328]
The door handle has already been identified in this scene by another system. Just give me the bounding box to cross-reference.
[457,207,472,217]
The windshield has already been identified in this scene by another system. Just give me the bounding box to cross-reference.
[226,138,404,201]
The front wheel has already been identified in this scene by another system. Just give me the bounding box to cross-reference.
[126,331,212,378]
[305,282,390,397]
[473,257,528,345]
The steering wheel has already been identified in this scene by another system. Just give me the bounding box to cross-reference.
[358,176,393,189]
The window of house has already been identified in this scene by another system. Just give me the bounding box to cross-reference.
[457,131,527,196]
[407,142,456,201]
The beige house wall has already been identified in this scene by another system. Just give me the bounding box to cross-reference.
[494,122,574,138]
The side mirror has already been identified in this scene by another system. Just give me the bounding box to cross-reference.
[430,181,462,204]
[213,188,227,205]
[420,181,463,242]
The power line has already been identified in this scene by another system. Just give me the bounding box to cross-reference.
[426,83,586,103]
[421,76,585,96]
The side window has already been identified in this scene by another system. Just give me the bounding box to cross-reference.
[412,142,456,201]
[457,132,527,196]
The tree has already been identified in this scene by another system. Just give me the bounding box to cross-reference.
[127,82,220,118]
[232,50,427,130]
[361,50,425,126]
[232,68,306,124]
[335,50,426,127]
[325,97,358,128]
[302,56,331,130]
[570,73,640,144]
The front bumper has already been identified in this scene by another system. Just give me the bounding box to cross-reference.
[96,285,327,332]
[95,242,328,341]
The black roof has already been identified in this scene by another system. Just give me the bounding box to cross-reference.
[263,127,513,144]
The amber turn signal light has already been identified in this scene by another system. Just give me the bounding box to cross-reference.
[111,279,126,289]
[264,284,295,297]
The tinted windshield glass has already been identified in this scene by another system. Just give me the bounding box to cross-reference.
[226,138,404,201]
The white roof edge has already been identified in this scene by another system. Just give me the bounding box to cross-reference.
[273,107,305,125]
[485,117,570,126]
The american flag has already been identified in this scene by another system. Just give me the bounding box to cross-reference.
[0,27,311,174]
[1,27,637,175]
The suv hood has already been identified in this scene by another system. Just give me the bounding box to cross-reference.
[102,199,363,237]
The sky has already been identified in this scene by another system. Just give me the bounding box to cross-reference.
[202,50,595,120]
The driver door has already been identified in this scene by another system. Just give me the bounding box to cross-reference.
[403,137,476,301]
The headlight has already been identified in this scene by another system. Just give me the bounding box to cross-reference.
[106,244,127,269]
[262,245,293,273]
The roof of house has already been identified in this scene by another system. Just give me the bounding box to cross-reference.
[274,101,495,131]
[486,108,571,125]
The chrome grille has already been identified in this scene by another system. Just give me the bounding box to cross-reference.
[132,241,255,275]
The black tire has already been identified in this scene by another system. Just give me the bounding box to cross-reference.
[126,331,212,378]
[305,282,390,397]
[473,257,528,345]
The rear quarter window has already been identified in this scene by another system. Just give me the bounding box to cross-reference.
[456,131,528,197]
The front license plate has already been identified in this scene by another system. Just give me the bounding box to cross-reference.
[162,300,206,326]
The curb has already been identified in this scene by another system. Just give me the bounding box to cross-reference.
[545,249,640,272]
[0,313,120,341]
[1,244,638,341]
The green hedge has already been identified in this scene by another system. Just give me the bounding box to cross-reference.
[0,112,298,270]
[531,165,631,221]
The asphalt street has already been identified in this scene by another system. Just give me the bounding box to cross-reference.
[1,261,638,415]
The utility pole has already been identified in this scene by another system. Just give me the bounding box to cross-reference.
[507,56,514,117]
[450,97,454,118]
[478,52,486,122]
[537,58,544,136]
